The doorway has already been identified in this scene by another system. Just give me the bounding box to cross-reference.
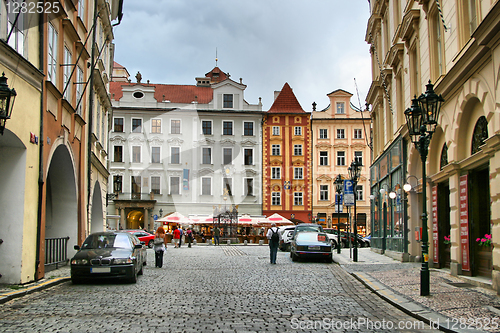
[437,182,450,268]
[469,165,491,277]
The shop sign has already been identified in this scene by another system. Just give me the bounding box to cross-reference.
[460,175,470,271]
[432,186,439,264]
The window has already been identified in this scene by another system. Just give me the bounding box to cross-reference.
[336,102,345,114]
[243,122,254,136]
[48,23,58,82]
[223,148,232,165]
[223,121,233,135]
[171,120,180,134]
[337,129,345,139]
[319,151,328,166]
[132,146,141,163]
[354,129,363,139]
[76,66,83,115]
[320,185,329,201]
[113,146,123,162]
[337,151,345,166]
[430,7,445,81]
[113,175,122,193]
[271,167,281,179]
[63,46,72,101]
[245,178,254,196]
[202,120,212,135]
[151,119,161,133]
[272,126,280,136]
[272,192,281,206]
[132,118,142,133]
[244,149,253,165]
[354,151,363,166]
[271,144,281,156]
[7,1,25,55]
[223,94,233,108]
[294,192,303,206]
[78,0,85,18]
[201,177,211,195]
[319,129,328,139]
[356,185,364,201]
[171,147,180,164]
[114,118,124,132]
[202,147,212,164]
[170,177,180,195]
[294,167,303,179]
[131,176,141,198]
[151,176,161,195]
[223,178,232,196]
[151,147,161,163]
[294,126,302,136]
[294,145,303,156]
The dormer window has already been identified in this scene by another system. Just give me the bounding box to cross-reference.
[336,102,345,114]
[133,91,144,99]
[223,94,233,108]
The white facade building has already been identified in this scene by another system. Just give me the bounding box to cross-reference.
[108,65,263,230]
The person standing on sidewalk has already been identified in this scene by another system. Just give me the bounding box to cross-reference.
[213,226,220,246]
[173,226,181,248]
[266,223,282,264]
[186,228,193,248]
[154,226,167,268]
[178,227,184,247]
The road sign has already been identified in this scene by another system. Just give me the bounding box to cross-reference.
[334,193,343,213]
[153,214,158,220]
[343,180,355,206]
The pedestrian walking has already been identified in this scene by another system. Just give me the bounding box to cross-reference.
[173,226,181,248]
[266,223,282,264]
[154,226,167,268]
[213,226,220,246]
[179,227,184,247]
[186,228,193,248]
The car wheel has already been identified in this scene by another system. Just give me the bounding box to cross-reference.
[291,252,298,262]
[71,277,82,284]
[138,265,144,275]
[325,255,333,263]
[148,240,154,248]
[128,269,138,283]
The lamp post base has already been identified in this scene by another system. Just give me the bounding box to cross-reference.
[420,265,430,296]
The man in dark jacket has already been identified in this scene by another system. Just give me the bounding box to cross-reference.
[266,223,282,264]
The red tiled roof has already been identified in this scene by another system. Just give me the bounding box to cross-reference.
[205,67,228,83]
[268,82,305,113]
[113,61,125,69]
[110,82,213,104]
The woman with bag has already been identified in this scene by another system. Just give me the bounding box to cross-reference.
[154,226,167,268]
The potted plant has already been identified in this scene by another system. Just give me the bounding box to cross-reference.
[476,234,492,247]
[444,235,451,245]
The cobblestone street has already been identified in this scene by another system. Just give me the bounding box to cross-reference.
[0,246,439,332]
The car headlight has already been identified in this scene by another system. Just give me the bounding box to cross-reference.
[114,258,133,264]
[71,259,88,265]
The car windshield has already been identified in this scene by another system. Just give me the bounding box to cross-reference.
[81,234,131,249]
[297,226,322,233]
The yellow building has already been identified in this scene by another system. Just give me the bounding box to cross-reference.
[311,89,371,235]
[366,0,500,289]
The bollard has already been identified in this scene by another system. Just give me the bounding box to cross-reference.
[227,239,231,245]
[193,239,197,245]
[250,239,253,244]
[207,239,212,245]
[259,240,264,246]
[244,240,248,246]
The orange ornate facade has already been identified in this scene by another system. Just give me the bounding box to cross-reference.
[262,83,312,223]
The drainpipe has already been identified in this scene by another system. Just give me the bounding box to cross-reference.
[87,0,98,236]
[35,11,45,281]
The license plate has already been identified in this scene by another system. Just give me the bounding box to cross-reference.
[308,246,320,251]
[91,267,110,273]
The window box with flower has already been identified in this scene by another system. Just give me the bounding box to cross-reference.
[476,234,492,247]
[444,235,451,245]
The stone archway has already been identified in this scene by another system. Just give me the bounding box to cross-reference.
[127,210,144,229]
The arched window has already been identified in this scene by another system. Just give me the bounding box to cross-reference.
[440,144,448,170]
[471,116,488,155]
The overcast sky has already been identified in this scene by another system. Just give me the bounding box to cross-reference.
[112,0,371,111]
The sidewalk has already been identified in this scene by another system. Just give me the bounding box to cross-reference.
[334,248,500,333]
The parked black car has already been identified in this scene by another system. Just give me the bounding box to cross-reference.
[290,231,333,262]
[71,231,147,284]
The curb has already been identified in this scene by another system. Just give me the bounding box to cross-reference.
[350,272,483,333]
[0,276,71,305]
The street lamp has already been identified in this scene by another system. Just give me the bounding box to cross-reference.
[404,80,444,296]
[348,159,362,262]
[0,73,17,135]
[334,174,343,254]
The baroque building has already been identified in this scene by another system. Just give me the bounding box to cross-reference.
[262,83,312,223]
[366,0,500,289]
[108,64,263,230]
[311,89,371,234]
[0,0,122,284]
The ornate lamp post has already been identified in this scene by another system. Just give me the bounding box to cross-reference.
[334,174,343,254]
[0,73,17,135]
[404,80,444,296]
[348,159,361,262]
